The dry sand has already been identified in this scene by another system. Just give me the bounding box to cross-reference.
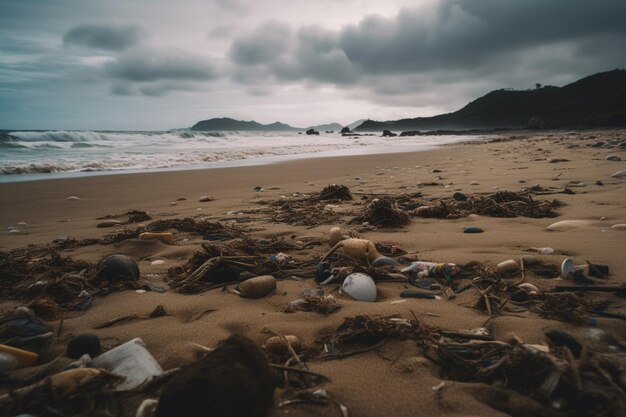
[1,130,625,416]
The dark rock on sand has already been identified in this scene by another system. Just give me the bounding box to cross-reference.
[382,130,397,137]
[67,333,101,359]
[463,226,484,233]
[453,192,467,201]
[155,334,274,417]
[306,129,319,135]
[96,254,140,283]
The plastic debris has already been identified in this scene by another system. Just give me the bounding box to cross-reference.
[91,338,163,391]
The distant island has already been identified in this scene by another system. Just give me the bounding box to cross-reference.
[355,69,626,131]
[191,70,626,133]
[191,117,297,132]
[191,117,348,132]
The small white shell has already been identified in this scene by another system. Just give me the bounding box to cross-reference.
[342,272,377,302]
[547,220,594,231]
[561,258,574,278]
[518,283,539,292]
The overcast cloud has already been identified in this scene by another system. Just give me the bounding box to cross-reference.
[0,0,624,130]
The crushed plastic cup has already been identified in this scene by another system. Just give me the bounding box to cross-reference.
[401,261,457,282]
[91,337,162,391]
[560,258,574,278]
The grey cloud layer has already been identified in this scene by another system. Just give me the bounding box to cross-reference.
[229,0,626,85]
[105,49,217,82]
[63,23,142,51]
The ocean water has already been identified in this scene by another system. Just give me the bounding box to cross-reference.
[0,130,479,183]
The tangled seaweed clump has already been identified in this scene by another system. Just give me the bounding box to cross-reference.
[316,184,353,201]
[413,190,561,219]
[353,198,410,228]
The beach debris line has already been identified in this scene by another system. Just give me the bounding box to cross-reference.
[412,189,561,219]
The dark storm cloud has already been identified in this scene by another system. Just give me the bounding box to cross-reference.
[230,21,293,65]
[229,0,626,87]
[104,49,217,82]
[339,0,626,73]
[63,23,142,51]
[229,24,359,85]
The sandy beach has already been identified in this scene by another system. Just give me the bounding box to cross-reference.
[1,130,626,417]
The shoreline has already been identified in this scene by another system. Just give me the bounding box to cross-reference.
[1,129,625,417]
[0,133,483,184]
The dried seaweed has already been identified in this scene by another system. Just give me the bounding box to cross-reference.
[428,338,626,417]
[352,198,410,227]
[413,190,561,219]
[536,293,589,324]
[319,315,437,360]
[268,199,342,226]
[168,237,318,293]
[315,184,352,201]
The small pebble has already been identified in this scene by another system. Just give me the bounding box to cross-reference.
[176,197,186,201]
[469,181,479,185]
[463,226,484,233]
[67,333,101,359]
[452,192,467,201]
[198,196,213,202]
[611,171,624,178]
[611,224,626,231]
[170,202,177,206]
[17,222,28,226]
[254,186,263,192]
[606,155,621,161]
[151,260,165,266]
[66,196,81,201]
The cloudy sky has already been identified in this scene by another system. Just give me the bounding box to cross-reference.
[1,0,625,130]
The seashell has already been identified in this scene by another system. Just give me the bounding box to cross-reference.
[341,272,377,302]
[198,195,213,202]
[151,260,165,266]
[329,227,343,246]
[264,335,301,353]
[371,256,400,267]
[139,232,175,245]
[611,170,624,178]
[322,238,382,263]
[66,196,81,201]
[497,260,518,273]
[560,258,574,278]
[237,275,276,299]
[546,220,594,231]
[97,254,140,283]
[518,283,539,292]
[97,220,123,228]
[610,224,626,231]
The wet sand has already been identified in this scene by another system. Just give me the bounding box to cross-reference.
[1,129,625,417]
